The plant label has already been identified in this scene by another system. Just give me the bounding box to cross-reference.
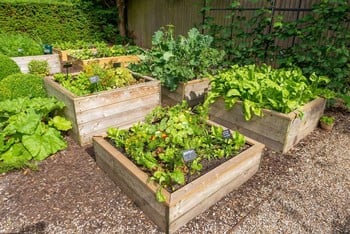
[18,48,23,53]
[63,63,72,68]
[182,149,197,162]
[113,63,121,68]
[222,129,232,139]
[89,75,99,83]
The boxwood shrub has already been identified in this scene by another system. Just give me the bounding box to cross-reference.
[0,54,21,81]
[0,73,47,101]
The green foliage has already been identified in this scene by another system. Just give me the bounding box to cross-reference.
[320,115,335,125]
[0,54,21,81]
[52,40,106,51]
[130,26,225,91]
[0,73,47,101]
[0,97,72,173]
[201,0,350,97]
[69,44,143,60]
[107,101,246,202]
[53,64,139,96]
[0,1,105,44]
[28,60,50,77]
[205,64,334,120]
[0,33,43,57]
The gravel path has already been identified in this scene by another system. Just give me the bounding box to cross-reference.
[0,109,349,234]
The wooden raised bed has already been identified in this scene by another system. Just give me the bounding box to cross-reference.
[92,121,264,233]
[44,73,161,146]
[53,48,81,62]
[67,54,140,70]
[208,97,326,153]
[11,54,61,74]
[161,78,210,107]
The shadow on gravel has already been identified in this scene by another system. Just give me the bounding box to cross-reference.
[332,216,350,234]
[18,221,47,234]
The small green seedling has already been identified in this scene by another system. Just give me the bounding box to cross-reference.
[320,115,335,125]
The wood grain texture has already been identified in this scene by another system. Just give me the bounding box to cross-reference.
[44,74,160,146]
[161,78,210,107]
[67,54,140,69]
[209,97,326,153]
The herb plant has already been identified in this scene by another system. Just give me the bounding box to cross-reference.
[107,101,246,202]
[28,60,50,77]
[320,115,335,125]
[0,97,72,173]
[52,40,106,51]
[53,64,140,96]
[69,43,143,60]
[205,64,334,120]
[129,26,225,91]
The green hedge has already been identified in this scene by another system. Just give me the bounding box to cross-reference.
[0,1,105,44]
[0,73,47,101]
[0,54,21,81]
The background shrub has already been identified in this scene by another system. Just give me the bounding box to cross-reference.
[0,73,47,100]
[28,60,50,77]
[0,54,21,81]
[0,1,104,44]
[0,33,43,57]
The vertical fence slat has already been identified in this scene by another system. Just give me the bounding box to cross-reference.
[127,0,350,49]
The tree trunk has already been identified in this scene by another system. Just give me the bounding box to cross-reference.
[116,0,126,37]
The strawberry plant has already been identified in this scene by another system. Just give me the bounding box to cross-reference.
[129,26,225,91]
[0,97,72,173]
[205,64,335,120]
[107,101,246,202]
[53,64,140,96]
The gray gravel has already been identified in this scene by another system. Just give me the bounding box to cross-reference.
[0,108,349,234]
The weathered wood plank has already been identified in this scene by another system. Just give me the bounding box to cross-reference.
[209,97,326,153]
[67,54,140,69]
[92,120,264,233]
[43,74,161,146]
[161,78,210,107]
[93,137,170,231]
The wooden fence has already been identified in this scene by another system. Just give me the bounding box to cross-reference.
[127,0,350,48]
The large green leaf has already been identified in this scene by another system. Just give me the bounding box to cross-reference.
[0,143,32,165]
[48,116,72,131]
[4,110,41,135]
[22,127,67,161]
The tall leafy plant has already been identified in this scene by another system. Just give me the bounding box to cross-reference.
[130,26,225,91]
[0,97,72,173]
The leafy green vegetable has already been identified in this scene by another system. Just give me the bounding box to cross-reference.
[53,64,140,96]
[130,26,225,91]
[107,101,246,202]
[49,116,73,131]
[69,43,143,60]
[0,97,72,173]
[205,64,334,120]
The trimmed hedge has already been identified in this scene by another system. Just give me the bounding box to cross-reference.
[0,54,21,81]
[0,1,104,44]
[0,73,47,101]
